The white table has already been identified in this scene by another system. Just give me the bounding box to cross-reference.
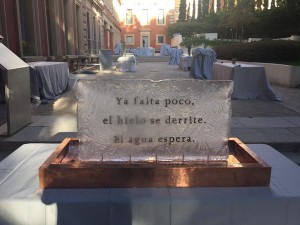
[116,55,137,72]
[212,62,279,100]
[28,61,69,101]
[1,143,300,225]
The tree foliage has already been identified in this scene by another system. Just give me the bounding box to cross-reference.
[167,22,201,38]
[202,0,209,16]
[197,0,202,20]
[167,0,300,40]
[216,0,221,11]
[263,0,268,10]
[187,2,191,21]
[214,41,300,62]
[192,0,196,20]
[178,0,187,22]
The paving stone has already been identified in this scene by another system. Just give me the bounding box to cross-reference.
[231,128,300,144]
[2,126,77,143]
[281,152,300,165]
[0,151,11,162]
[235,117,296,128]
[230,118,245,128]
[287,128,300,138]
[283,117,300,127]
[29,115,77,127]
[232,99,300,117]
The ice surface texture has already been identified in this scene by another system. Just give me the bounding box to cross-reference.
[76,79,233,162]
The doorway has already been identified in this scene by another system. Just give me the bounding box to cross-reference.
[141,35,149,47]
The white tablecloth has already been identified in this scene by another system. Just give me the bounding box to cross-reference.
[116,55,137,72]
[28,61,69,101]
[212,62,279,100]
[1,143,300,225]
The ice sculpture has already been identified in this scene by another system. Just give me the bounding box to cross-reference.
[76,79,233,162]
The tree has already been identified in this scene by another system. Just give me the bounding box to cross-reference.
[192,0,196,20]
[187,2,191,21]
[216,0,221,11]
[223,7,257,39]
[270,0,276,8]
[286,0,300,9]
[239,0,255,12]
[249,0,256,12]
[256,0,263,10]
[168,0,300,41]
[166,22,201,38]
[178,0,187,22]
[180,35,215,55]
[197,0,202,20]
[263,0,268,10]
[202,0,209,15]
[223,0,228,10]
[210,0,215,12]
[228,0,235,9]
[276,0,286,7]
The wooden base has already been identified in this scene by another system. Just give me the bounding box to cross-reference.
[39,138,271,188]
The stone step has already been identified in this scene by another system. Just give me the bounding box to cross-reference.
[112,55,170,63]
[0,151,12,162]
[281,152,300,166]
[137,56,170,63]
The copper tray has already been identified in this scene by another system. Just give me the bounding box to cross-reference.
[39,138,271,188]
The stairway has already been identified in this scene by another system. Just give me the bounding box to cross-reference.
[112,55,170,63]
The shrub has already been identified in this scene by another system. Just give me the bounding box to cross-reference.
[213,41,300,62]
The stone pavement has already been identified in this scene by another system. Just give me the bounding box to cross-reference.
[0,62,300,164]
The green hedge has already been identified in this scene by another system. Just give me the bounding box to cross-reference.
[213,41,300,62]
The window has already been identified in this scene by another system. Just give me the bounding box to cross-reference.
[46,0,53,55]
[126,9,133,24]
[125,35,134,44]
[87,12,91,52]
[157,9,165,25]
[140,9,149,25]
[156,35,165,45]
[18,0,36,56]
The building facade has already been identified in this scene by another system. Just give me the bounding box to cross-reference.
[120,0,176,50]
[0,0,122,62]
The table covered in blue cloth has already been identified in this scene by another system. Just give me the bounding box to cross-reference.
[212,62,280,101]
[28,61,69,101]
